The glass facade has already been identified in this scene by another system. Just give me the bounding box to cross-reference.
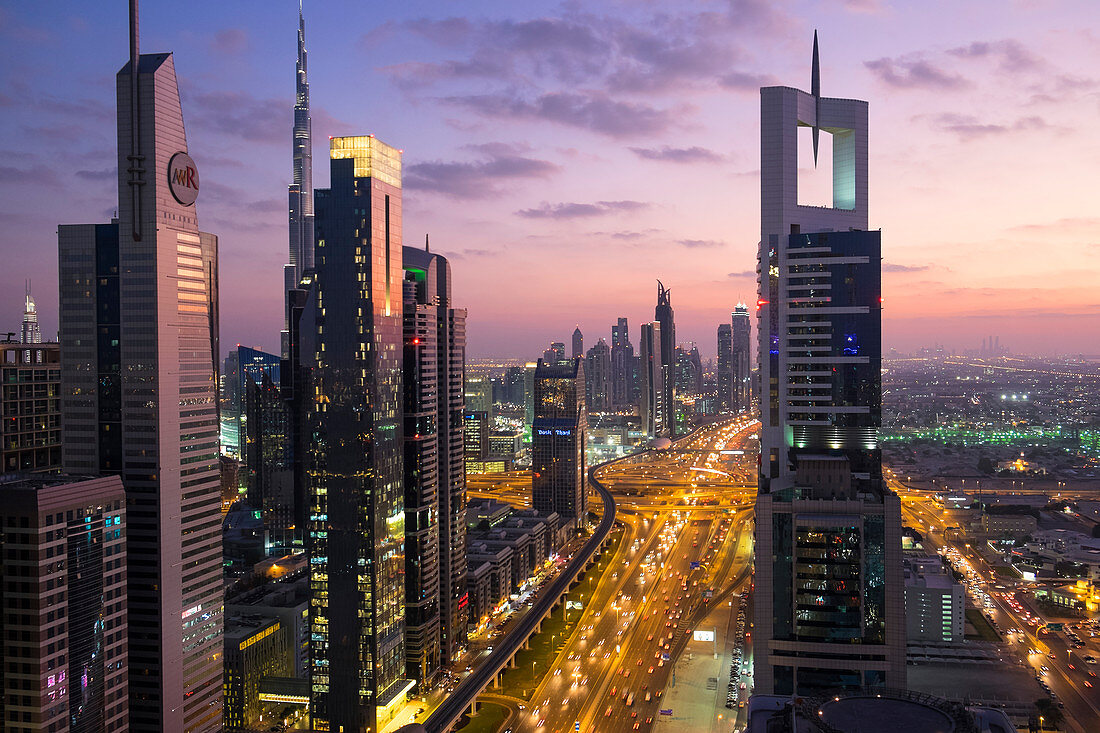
[793,525,863,642]
[532,358,587,523]
[307,137,408,732]
[0,477,129,733]
[654,282,675,434]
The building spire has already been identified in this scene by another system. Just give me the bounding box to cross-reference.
[284,0,315,353]
[126,0,145,241]
[811,30,821,167]
[21,279,41,344]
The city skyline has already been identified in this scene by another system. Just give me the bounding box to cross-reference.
[4,4,1100,732]
[2,2,1099,358]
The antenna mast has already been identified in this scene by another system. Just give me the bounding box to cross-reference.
[126,0,145,241]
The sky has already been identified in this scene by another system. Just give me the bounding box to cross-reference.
[1,0,1098,359]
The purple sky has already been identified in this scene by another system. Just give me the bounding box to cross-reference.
[2,1,1098,359]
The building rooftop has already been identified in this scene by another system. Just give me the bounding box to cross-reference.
[224,614,280,646]
[749,688,1014,733]
[0,472,97,491]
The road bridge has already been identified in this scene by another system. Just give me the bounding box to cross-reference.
[397,460,620,733]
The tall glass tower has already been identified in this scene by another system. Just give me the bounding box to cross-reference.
[532,357,587,526]
[306,136,412,731]
[610,317,634,409]
[654,281,676,434]
[731,303,751,410]
[638,322,665,438]
[753,34,905,696]
[717,322,733,409]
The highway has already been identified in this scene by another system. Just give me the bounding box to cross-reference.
[414,471,618,733]
[896,481,1100,732]
[496,417,760,733]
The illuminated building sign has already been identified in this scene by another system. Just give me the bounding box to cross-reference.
[167,151,199,206]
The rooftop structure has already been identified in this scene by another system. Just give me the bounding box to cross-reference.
[747,688,1015,733]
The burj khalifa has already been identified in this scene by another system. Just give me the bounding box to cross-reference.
[284,1,314,355]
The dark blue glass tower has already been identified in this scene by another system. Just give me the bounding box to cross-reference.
[306,136,411,731]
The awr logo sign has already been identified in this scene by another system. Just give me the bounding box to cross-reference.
[167,151,199,206]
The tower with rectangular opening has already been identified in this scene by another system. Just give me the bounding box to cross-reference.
[754,34,905,697]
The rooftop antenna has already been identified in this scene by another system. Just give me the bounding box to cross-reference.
[811,30,821,167]
[126,0,145,241]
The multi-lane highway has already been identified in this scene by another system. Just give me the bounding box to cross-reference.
[897,484,1100,732]
[474,417,760,733]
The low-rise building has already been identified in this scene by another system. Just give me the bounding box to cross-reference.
[466,543,513,625]
[223,615,291,732]
[465,499,566,629]
[978,512,1037,539]
[904,556,965,643]
[1033,581,1100,614]
[226,577,309,678]
[466,562,494,632]
[467,498,512,531]
[488,430,522,461]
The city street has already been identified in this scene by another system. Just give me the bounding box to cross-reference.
[896,482,1100,732]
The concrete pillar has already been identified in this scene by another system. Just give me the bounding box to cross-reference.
[469,700,478,716]
[493,673,500,689]
[509,656,517,668]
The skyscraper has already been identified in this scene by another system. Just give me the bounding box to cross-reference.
[754,34,905,695]
[731,303,751,411]
[0,340,61,473]
[610,317,635,409]
[543,341,566,363]
[638,322,666,438]
[585,337,612,412]
[464,373,492,418]
[57,11,223,729]
[717,323,733,410]
[0,475,129,733]
[21,282,41,344]
[674,344,702,396]
[503,366,525,405]
[523,361,538,427]
[572,326,583,359]
[284,2,314,357]
[242,359,293,555]
[221,346,280,460]
[402,244,468,680]
[306,135,412,731]
[654,281,676,434]
[532,358,587,526]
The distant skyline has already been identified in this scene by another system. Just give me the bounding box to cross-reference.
[2,1,1098,358]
